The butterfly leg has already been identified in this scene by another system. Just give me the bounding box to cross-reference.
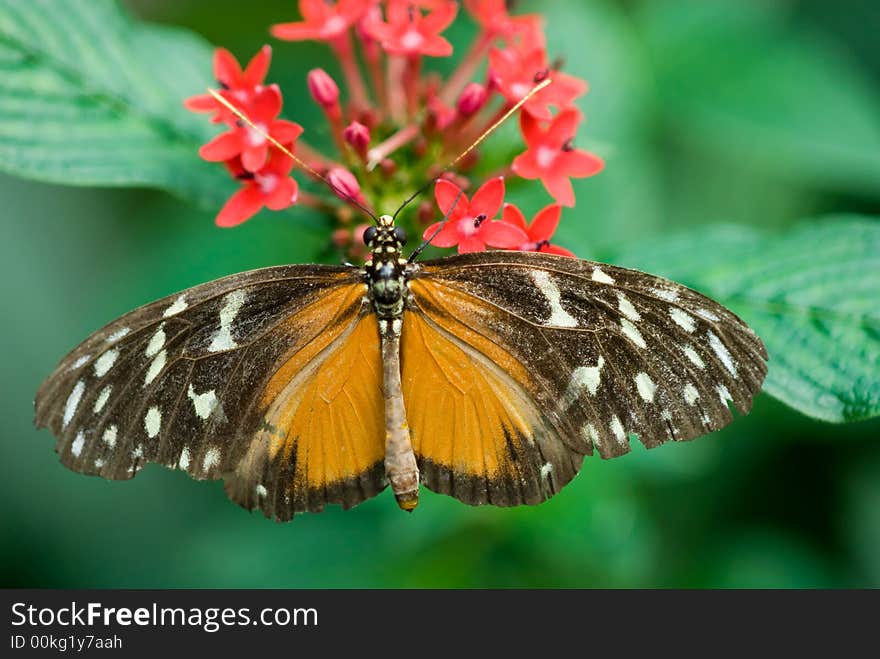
[380,327,420,511]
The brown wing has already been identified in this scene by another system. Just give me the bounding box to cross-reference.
[35,264,386,521]
[405,251,767,505]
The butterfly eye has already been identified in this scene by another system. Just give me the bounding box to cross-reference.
[393,226,408,245]
[363,226,378,245]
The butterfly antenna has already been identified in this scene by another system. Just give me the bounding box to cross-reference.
[392,77,552,221]
[207,88,379,223]
[407,188,464,263]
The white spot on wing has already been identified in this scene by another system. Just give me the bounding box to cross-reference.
[617,293,641,322]
[582,423,601,449]
[652,287,679,302]
[708,331,737,376]
[145,324,166,358]
[94,349,119,377]
[540,462,553,479]
[717,384,733,404]
[144,406,161,438]
[209,290,245,352]
[620,318,647,348]
[71,431,85,457]
[567,356,605,401]
[682,345,705,369]
[163,295,188,317]
[93,385,112,414]
[256,484,268,498]
[591,268,615,284]
[144,349,167,386]
[696,308,720,322]
[202,446,221,471]
[531,270,578,327]
[684,383,700,405]
[669,308,696,333]
[94,458,105,469]
[178,447,190,471]
[106,327,130,343]
[610,416,627,446]
[103,425,117,447]
[187,384,219,420]
[132,445,144,460]
[634,372,657,402]
[62,380,85,428]
[71,355,90,370]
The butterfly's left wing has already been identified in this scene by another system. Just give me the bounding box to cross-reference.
[404,251,767,506]
[35,264,387,521]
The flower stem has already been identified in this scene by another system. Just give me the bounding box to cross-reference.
[386,55,407,124]
[366,123,419,170]
[405,55,422,121]
[439,32,493,105]
[331,33,370,111]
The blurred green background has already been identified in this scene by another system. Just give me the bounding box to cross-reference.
[2,0,879,588]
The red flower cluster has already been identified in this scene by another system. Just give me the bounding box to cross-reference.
[186,0,605,255]
[186,47,302,226]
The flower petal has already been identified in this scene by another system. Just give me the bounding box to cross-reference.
[501,203,527,230]
[458,236,487,253]
[270,23,321,41]
[423,1,459,32]
[216,186,264,227]
[540,243,576,258]
[434,179,469,219]
[546,108,583,146]
[469,176,505,219]
[542,174,576,207]
[252,85,282,121]
[183,94,217,112]
[270,119,304,145]
[242,143,269,173]
[423,221,462,248]
[518,110,543,147]
[242,45,272,87]
[559,150,605,178]
[511,151,540,180]
[265,176,298,210]
[528,204,562,241]
[480,220,529,248]
[214,48,243,87]
[199,131,243,161]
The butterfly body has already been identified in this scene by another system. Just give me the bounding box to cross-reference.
[35,225,768,522]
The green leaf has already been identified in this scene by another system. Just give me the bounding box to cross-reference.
[636,0,880,198]
[611,216,880,423]
[0,0,234,207]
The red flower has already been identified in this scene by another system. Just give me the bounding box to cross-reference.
[488,46,586,121]
[512,109,604,207]
[216,151,298,227]
[423,177,527,253]
[184,46,272,122]
[366,0,458,57]
[198,86,303,172]
[502,203,575,257]
[464,0,544,46]
[271,0,371,42]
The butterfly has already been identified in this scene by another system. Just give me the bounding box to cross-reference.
[34,210,767,521]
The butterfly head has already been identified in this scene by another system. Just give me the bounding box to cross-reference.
[364,215,408,260]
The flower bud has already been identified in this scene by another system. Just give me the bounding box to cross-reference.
[307,68,340,109]
[457,82,488,118]
[343,121,371,153]
[327,167,364,203]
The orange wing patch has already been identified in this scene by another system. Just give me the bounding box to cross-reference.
[403,280,582,506]
[226,283,386,517]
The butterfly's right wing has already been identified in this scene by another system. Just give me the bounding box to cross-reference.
[403,251,767,507]
[35,264,387,521]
